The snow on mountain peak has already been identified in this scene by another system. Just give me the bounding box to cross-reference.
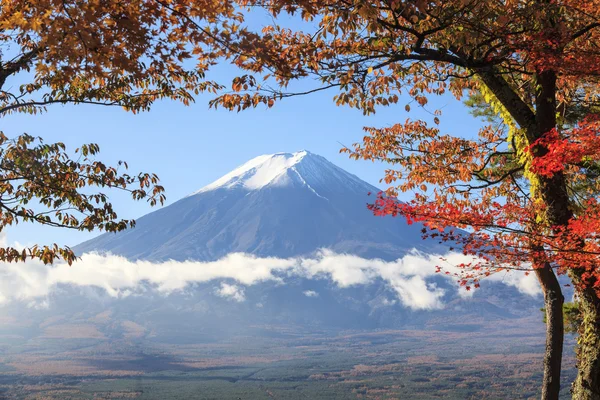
[192,151,311,194]
[189,150,372,197]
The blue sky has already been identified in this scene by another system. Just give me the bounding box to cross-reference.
[2,74,478,249]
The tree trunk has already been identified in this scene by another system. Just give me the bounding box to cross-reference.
[570,270,600,399]
[536,262,565,400]
[479,68,568,399]
[531,69,600,399]
[532,69,567,400]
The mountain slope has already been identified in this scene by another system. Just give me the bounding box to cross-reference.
[75,151,448,261]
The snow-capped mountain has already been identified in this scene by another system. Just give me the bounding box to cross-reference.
[2,151,543,336]
[191,150,361,196]
[75,151,448,261]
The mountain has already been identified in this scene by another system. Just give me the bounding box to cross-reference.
[75,150,448,261]
[52,151,544,335]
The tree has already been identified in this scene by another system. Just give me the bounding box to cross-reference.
[0,134,165,265]
[0,0,239,263]
[206,1,600,398]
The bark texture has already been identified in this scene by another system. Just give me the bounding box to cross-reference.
[536,263,565,400]
[570,271,600,400]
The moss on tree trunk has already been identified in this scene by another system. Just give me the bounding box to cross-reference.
[571,270,600,400]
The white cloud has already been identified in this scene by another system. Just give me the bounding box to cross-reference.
[390,277,444,310]
[303,290,319,297]
[488,269,541,297]
[215,283,245,302]
[0,249,540,311]
[297,250,455,309]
